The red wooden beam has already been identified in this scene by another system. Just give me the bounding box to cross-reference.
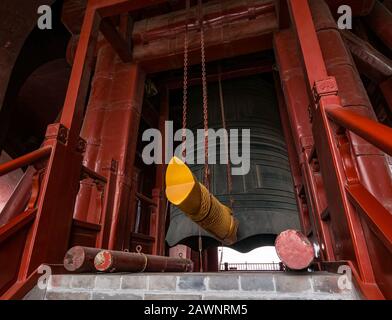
[274,70,313,239]
[63,246,102,273]
[94,249,193,272]
[326,105,392,156]
[132,1,275,45]
[274,30,335,261]
[166,62,274,89]
[150,88,169,256]
[0,147,51,177]
[347,184,392,254]
[0,209,37,244]
[288,0,383,298]
[288,0,328,87]
[92,0,169,18]
[0,168,35,226]
[307,0,392,300]
[275,229,315,270]
[341,31,392,84]
[60,7,101,145]
[100,17,132,62]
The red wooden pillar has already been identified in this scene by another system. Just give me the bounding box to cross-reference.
[73,41,117,223]
[309,0,392,216]
[150,87,169,256]
[205,247,219,272]
[2,7,101,299]
[273,72,312,238]
[123,168,140,250]
[287,0,384,299]
[274,30,334,261]
[81,41,117,173]
[98,61,146,250]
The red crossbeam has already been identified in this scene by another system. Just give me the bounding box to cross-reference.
[326,105,392,157]
[0,147,52,177]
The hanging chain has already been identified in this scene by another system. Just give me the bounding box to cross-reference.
[198,0,209,272]
[182,0,190,161]
[200,0,209,190]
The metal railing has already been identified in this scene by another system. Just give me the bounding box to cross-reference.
[219,262,284,272]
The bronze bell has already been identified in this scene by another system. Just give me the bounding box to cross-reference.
[165,76,300,253]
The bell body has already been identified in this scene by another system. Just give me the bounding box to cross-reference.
[166,75,300,253]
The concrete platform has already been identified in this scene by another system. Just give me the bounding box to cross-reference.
[24,272,361,300]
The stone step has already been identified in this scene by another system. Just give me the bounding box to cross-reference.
[24,272,361,300]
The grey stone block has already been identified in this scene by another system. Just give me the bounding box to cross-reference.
[30,272,360,300]
[203,294,243,300]
[95,275,121,290]
[178,275,206,291]
[145,294,202,300]
[275,275,312,293]
[48,275,71,289]
[45,290,91,300]
[273,295,310,300]
[148,276,177,291]
[312,275,352,295]
[240,275,274,291]
[208,275,239,291]
[121,275,148,290]
[71,275,96,289]
[92,292,143,300]
[23,285,46,300]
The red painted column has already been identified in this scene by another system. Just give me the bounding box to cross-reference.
[74,28,145,248]
[82,41,117,172]
[73,40,117,223]
[2,6,101,299]
[205,247,219,272]
[99,61,146,250]
[310,0,392,222]
[150,87,169,256]
[123,168,140,250]
[274,72,312,238]
[287,0,387,298]
[274,30,334,261]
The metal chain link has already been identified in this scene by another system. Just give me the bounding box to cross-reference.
[198,0,209,273]
[200,0,209,190]
[182,0,190,161]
